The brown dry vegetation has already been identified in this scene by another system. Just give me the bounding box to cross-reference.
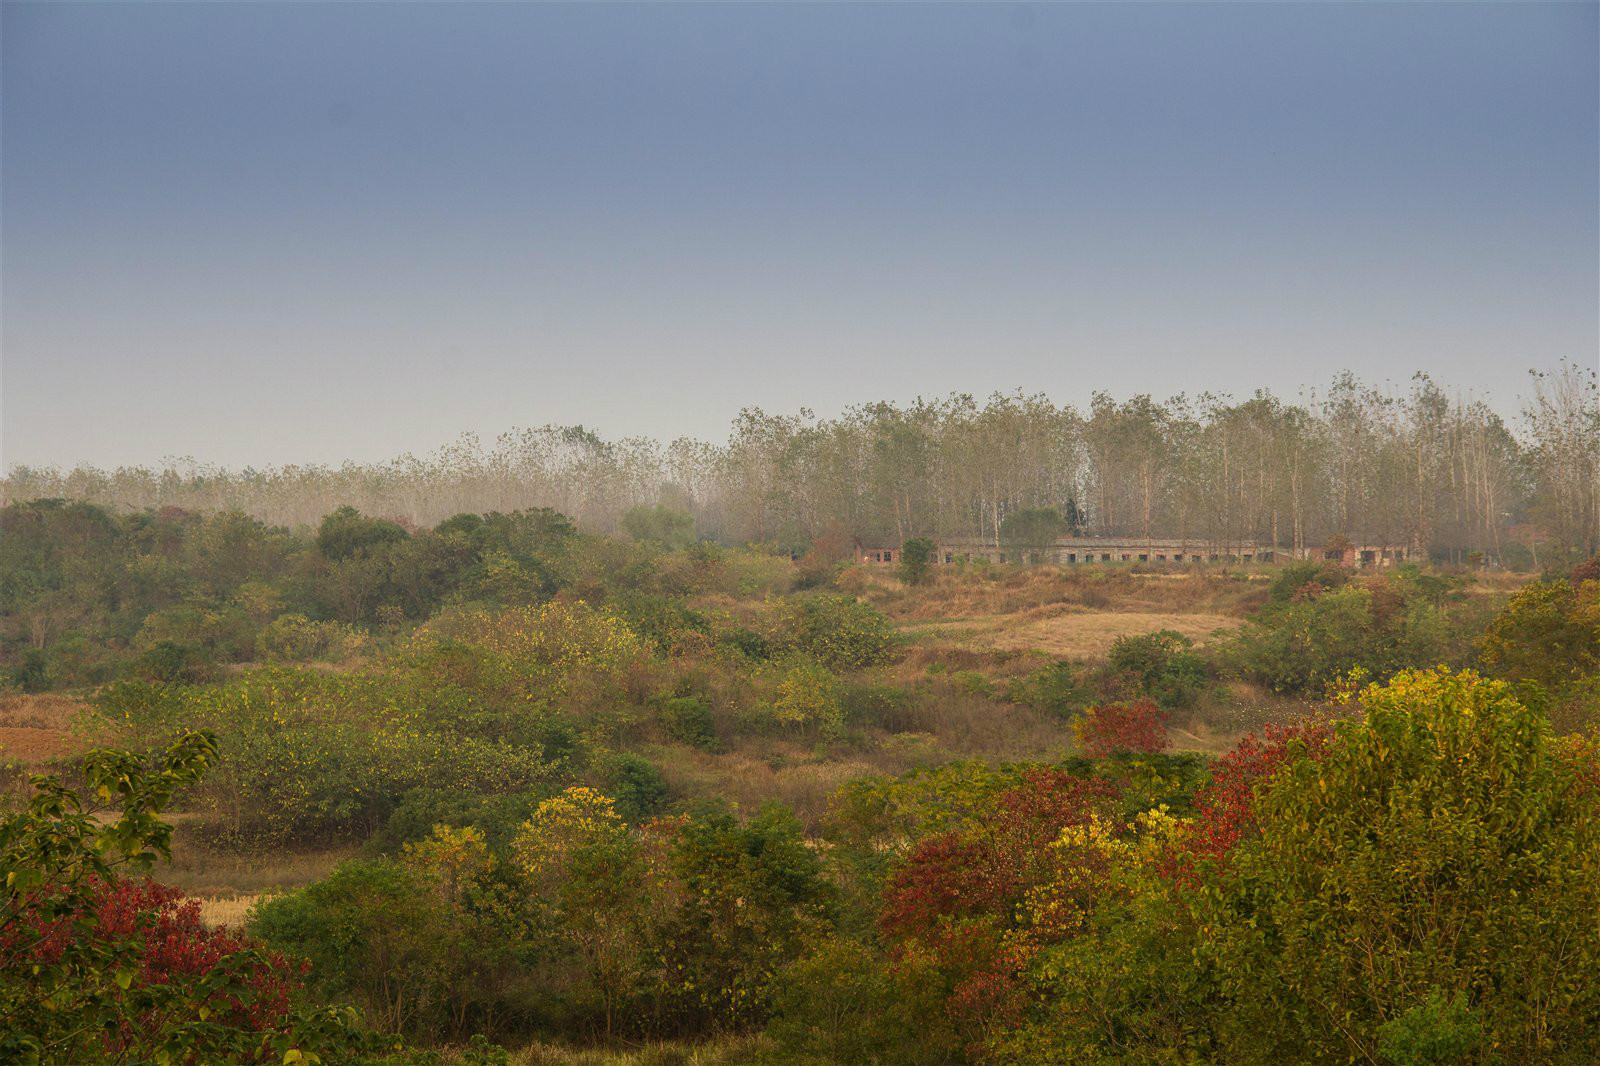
[843,563,1263,673]
[519,1035,772,1066]
[903,605,1242,658]
[156,831,357,898]
[195,894,264,929]
[843,562,1272,620]
[649,675,1081,827]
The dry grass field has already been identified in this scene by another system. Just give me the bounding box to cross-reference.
[845,562,1272,620]
[155,836,357,898]
[902,605,1242,658]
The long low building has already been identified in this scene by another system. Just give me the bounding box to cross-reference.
[861,537,1414,567]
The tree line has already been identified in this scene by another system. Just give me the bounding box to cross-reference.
[5,364,1595,565]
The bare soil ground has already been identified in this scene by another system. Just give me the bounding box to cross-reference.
[0,692,101,767]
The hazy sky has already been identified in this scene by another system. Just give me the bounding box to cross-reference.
[3,2,1595,470]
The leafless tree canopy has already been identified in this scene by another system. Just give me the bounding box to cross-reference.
[6,365,1596,562]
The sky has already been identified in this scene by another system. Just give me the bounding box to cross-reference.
[3,2,1596,470]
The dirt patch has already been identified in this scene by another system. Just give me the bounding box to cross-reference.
[0,725,79,762]
[0,693,99,766]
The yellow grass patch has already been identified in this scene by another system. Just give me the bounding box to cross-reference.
[195,894,263,929]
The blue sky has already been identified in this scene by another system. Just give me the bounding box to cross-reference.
[3,2,1595,469]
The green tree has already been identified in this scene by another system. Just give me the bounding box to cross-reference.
[1204,669,1600,1064]
[316,506,410,562]
[1000,507,1067,563]
[621,505,696,550]
[1478,578,1600,690]
[898,537,936,586]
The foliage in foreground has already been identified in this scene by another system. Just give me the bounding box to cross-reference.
[771,670,1600,1066]
[0,733,396,1065]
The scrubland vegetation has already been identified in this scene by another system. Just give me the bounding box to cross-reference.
[3,441,1599,1064]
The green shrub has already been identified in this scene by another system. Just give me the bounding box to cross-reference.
[660,695,720,751]
[1268,559,1347,603]
[622,505,697,550]
[1222,582,1469,695]
[1479,578,1600,690]
[775,595,897,671]
[1008,661,1092,716]
[366,787,550,854]
[1203,669,1600,1062]
[612,593,708,654]
[258,612,367,662]
[720,627,771,661]
[951,669,992,697]
[6,649,50,693]
[134,602,256,663]
[1375,993,1489,1066]
[316,506,410,562]
[98,668,556,844]
[605,752,670,822]
[664,804,833,1030]
[127,639,214,684]
[767,937,956,1066]
[1107,629,1208,708]
[840,682,922,732]
[773,662,845,737]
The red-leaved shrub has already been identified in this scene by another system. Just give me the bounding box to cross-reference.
[4,877,307,1052]
[1172,718,1335,879]
[1074,699,1169,757]
[878,770,1117,1056]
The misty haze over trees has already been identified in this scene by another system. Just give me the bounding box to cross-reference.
[7,365,1596,566]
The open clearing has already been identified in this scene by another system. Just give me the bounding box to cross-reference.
[903,606,1243,658]
[0,693,97,767]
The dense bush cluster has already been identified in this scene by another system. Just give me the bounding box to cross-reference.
[1221,562,1492,694]
[0,499,583,691]
[250,792,831,1045]
[776,670,1600,1066]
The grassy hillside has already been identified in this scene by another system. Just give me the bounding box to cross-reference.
[8,502,1597,1065]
